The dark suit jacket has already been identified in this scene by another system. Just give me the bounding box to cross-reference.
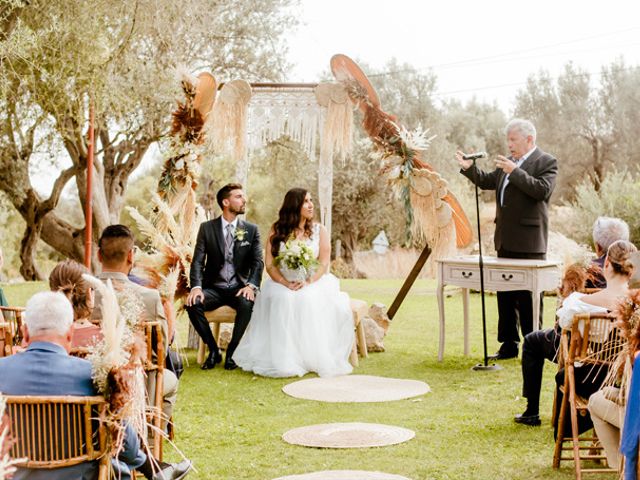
[461,147,558,254]
[190,217,264,289]
[0,342,144,480]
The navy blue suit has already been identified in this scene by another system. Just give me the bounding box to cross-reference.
[0,342,146,479]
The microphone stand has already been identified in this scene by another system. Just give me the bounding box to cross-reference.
[469,157,501,372]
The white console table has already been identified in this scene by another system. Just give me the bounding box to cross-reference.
[435,255,561,361]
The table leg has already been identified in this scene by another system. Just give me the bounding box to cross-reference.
[437,282,445,362]
[463,288,470,356]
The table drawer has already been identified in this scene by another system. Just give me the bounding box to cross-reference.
[487,268,528,287]
[447,266,480,283]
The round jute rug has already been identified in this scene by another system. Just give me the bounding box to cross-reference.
[282,375,430,403]
[282,422,415,449]
[273,470,411,480]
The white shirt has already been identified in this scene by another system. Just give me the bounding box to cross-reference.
[499,146,537,206]
[221,217,239,237]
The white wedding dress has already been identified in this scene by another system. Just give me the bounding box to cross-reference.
[233,224,355,378]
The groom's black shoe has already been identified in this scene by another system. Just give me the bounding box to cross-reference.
[224,359,238,370]
[201,350,222,370]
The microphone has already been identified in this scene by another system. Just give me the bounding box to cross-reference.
[462,152,487,160]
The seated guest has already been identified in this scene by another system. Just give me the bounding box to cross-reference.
[587,217,630,289]
[0,291,191,480]
[588,385,625,470]
[516,240,636,426]
[95,225,178,429]
[591,289,640,473]
[48,259,102,350]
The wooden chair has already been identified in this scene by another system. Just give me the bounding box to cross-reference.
[196,306,237,364]
[142,320,165,460]
[552,312,622,478]
[4,395,109,479]
[0,306,24,357]
[349,298,369,367]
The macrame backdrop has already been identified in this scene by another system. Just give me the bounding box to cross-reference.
[207,82,354,237]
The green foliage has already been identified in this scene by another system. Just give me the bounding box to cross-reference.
[514,60,640,200]
[556,169,640,246]
[0,0,299,278]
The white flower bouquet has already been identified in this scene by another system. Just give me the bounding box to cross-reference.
[274,239,319,282]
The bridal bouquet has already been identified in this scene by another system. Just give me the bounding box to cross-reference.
[274,239,319,282]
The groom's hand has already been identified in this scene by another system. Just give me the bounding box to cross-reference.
[186,287,205,307]
[236,285,255,301]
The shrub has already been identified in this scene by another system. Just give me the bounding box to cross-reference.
[556,170,640,246]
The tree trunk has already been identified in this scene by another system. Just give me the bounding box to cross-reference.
[19,221,44,281]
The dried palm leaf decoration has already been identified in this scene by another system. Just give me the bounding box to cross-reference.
[330,54,472,260]
[128,68,214,302]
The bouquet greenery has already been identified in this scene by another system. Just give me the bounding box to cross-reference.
[274,238,319,282]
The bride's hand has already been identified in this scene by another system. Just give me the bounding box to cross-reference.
[286,281,304,291]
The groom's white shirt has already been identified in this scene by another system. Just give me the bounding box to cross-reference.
[221,216,239,235]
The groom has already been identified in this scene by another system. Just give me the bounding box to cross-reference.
[186,183,264,370]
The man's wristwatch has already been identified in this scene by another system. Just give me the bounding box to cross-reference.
[248,283,259,293]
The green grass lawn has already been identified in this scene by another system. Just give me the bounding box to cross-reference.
[2,279,580,479]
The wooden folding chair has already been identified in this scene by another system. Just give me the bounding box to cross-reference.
[5,395,109,479]
[142,320,166,461]
[349,298,369,367]
[0,306,24,357]
[552,312,622,478]
[197,306,237,364]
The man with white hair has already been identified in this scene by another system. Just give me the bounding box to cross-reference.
[457,118,558,361]
[0,291,191,480]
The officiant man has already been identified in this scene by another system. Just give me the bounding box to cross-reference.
[456,118,558,360]
[186,183,264,370]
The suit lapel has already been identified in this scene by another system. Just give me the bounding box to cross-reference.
[496,148,540,202]
[212,217,225,257]
[233,219,244,262]
[519,147,541,174]
[496,164,510,202]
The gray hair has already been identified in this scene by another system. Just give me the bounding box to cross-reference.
[592,216,630,251]
[24,291,74,337]
[505,118,537,142]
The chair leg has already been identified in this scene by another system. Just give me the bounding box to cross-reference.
[553,376,570,468]
[553,387,569,468]
[153,370,164,461]
[213,322,221,345]
[567,367,582,480]
[356,320,368,358]
[349,337,359,367]
[197,339,206,364]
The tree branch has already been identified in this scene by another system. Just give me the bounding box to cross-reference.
[41,166,77,212]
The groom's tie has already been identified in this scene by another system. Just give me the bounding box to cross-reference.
[222,224,235,284]
[225,224,234,259]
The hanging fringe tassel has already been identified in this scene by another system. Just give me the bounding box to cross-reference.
[316,82,354,232]
[246,88,321,161]
[408,168,457,271]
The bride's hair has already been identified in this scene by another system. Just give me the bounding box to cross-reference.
[270,188,313,258]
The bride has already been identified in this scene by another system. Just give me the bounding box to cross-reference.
[233,188,354,378]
